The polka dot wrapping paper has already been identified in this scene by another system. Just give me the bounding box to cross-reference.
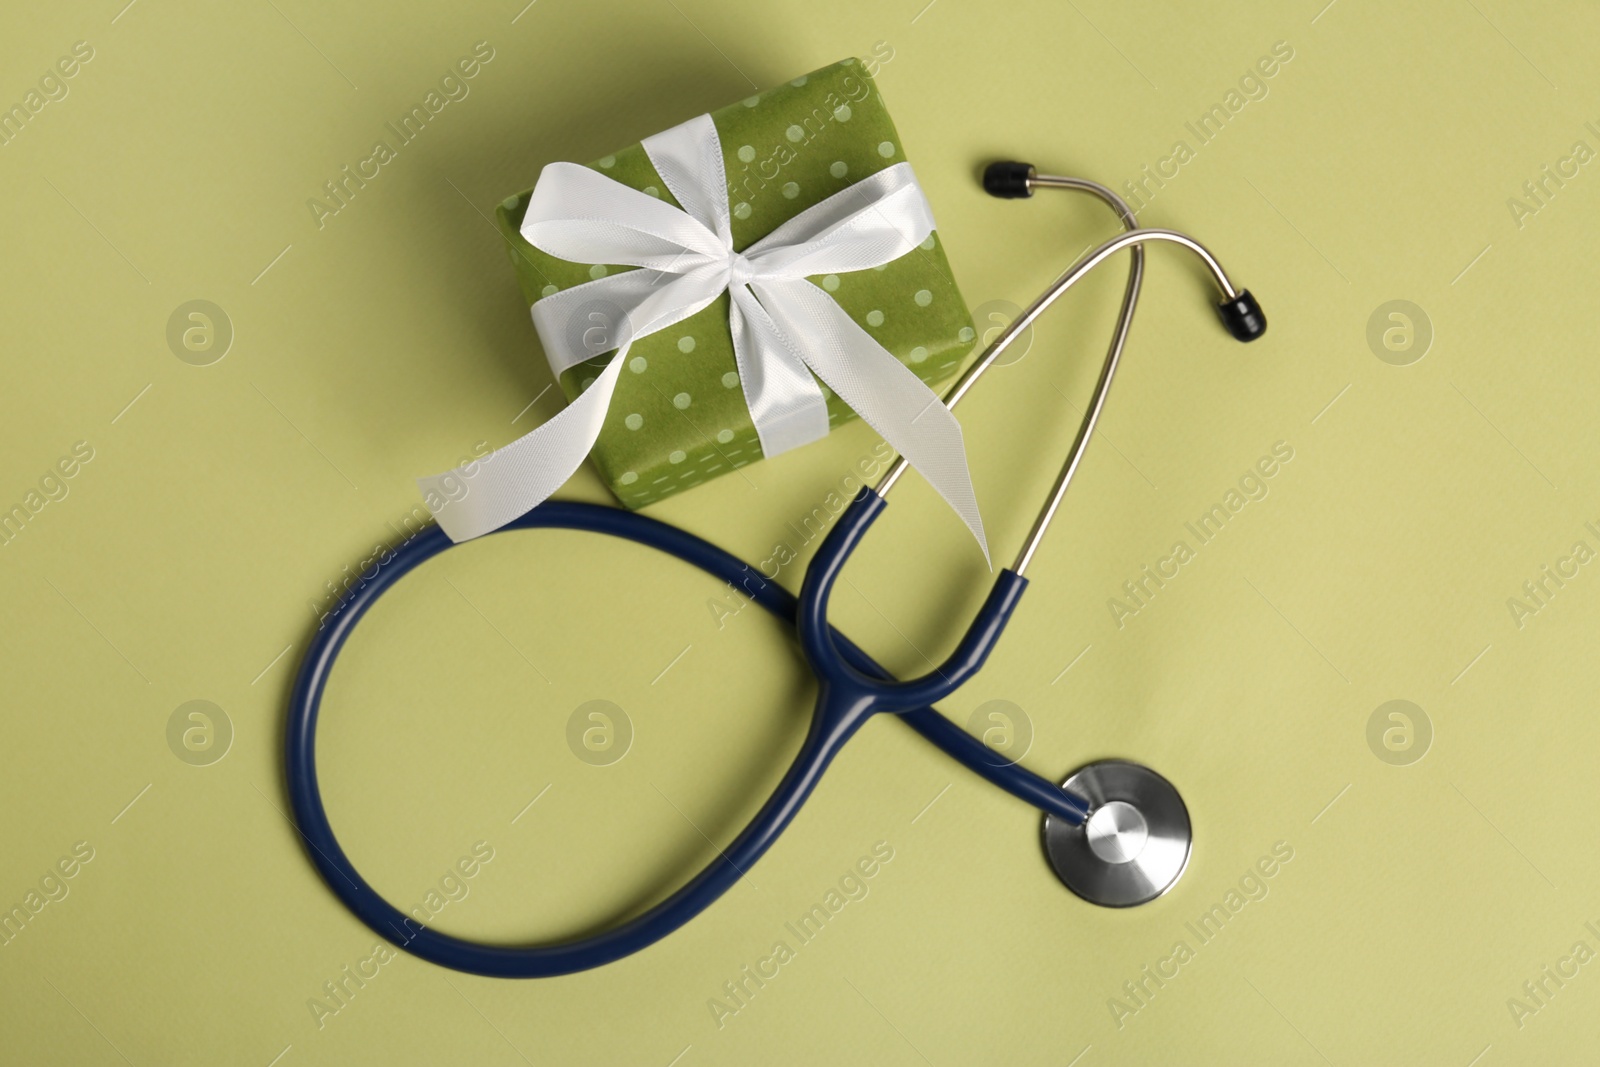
[493,57,976,508]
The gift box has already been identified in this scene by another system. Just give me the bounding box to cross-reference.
[493,57,977,508]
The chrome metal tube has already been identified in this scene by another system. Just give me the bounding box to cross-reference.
[875,177,1245,573]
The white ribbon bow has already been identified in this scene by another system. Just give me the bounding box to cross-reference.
[417,112,985,557]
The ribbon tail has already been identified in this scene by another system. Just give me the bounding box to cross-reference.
[755,280,989,563]
[416,352,627,543]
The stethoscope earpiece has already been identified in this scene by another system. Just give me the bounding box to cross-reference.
[982,160,1037,198]
[1217,289,1267,341]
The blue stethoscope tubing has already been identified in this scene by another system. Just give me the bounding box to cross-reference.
[284,494,1088,978]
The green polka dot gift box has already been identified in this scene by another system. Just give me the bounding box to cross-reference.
[494,57,977,509]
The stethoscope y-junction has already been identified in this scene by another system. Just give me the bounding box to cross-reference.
[283,159,1266,978]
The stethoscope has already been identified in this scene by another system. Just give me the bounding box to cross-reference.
[283,159,1266,978]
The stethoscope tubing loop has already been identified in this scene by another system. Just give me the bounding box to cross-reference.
[284,500,1087,978]
[796,488,1030,716]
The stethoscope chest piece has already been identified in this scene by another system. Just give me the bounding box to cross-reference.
[1042,760,1191,907]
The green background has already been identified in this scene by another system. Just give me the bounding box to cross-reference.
[2,1,1598,1064]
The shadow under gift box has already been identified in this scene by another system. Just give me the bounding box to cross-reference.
[494,57,977,509]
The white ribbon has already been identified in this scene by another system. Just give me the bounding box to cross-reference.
[417,113,986,558]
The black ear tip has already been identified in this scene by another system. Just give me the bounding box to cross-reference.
[1217,289,1267,342]
[983,161,1035,199]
